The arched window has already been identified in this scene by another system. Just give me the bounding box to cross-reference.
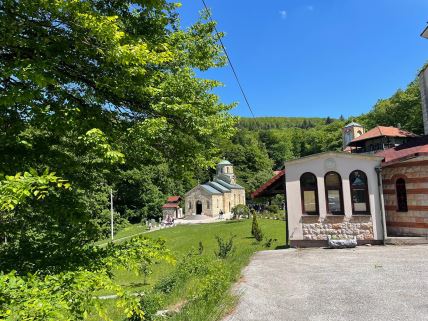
[396,178,408,212]
[349,170,370,214]
[300,172,319,215]
[207,201,210,209]
[324,172,344,214]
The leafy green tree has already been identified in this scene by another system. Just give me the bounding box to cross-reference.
[0,0,236,273]
[0,236,173,321]
[259,129,297,168]
[223,129,273,194]
[357,79,423,134]
[231,204,250,219]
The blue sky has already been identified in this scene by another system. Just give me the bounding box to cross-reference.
[178,0,428,118]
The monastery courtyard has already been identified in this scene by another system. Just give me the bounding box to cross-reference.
[225,245,428,321]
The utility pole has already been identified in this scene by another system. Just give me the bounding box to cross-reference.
[110,189,114,241]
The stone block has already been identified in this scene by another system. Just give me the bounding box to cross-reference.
[328,237,357,249]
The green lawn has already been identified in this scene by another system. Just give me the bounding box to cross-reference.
[91,218,286,321]
[95,223,149,246]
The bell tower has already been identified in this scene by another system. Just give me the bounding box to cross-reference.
[215,160,236,184]
[342,122,365,149]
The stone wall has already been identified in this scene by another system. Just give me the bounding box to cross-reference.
[162,208,176,219]
[230,188,246,210]
[222,191,231,214]
[185,187,215,217]
[184,183,246,217]
[302,215,374,241]
[382,158,428,237]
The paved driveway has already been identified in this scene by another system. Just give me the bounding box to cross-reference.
[224,245,428,321]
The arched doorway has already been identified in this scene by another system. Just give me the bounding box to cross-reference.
[196,200,203,215]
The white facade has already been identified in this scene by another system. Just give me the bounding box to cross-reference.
[284,152,385,245]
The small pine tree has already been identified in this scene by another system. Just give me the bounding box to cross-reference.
[251,213,263,242]
[325,116,333,125]
[198,241,204,255]
[215,235,236,259]
[251,213,257,237]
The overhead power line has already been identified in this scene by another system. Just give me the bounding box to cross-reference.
[201,0,256,118]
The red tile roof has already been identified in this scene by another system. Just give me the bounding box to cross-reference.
[167,196,181,203]
[162,203,179,209]
[348,126,417,145]
[251,170,285,199]
[376,136,428,165]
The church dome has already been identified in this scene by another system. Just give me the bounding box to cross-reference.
[218,160,232,165]
[344,122,363,128]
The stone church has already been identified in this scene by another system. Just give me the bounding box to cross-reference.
[184,160,246,217]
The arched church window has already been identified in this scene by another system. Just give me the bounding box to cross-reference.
[349,170,370,214]
[324,172,344,214]
[300,172,319,215]
[396,178,408,212]
[207,201,210,209]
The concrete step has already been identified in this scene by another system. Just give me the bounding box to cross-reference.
[385,236,428,245]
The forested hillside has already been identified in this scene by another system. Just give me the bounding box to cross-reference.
[238,117,330,130]
[226,118,345,194]
[229,76,424,195]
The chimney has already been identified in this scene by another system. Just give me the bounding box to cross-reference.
[419,65,428,135]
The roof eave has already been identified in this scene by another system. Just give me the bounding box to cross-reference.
[283,151,383,167]
[382,152,428,167]
[421,25,428,39]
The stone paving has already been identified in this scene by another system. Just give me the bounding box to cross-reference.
[175,213,233,225]
[224,245,428,321]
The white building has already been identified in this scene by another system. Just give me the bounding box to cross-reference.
[253,152,385,247]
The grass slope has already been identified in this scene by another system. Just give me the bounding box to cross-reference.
[95,224,149,246]
[92,218,285,321]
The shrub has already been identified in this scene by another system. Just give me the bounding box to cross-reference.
[154,274,178,294]
[251,214,263,242]
[251,213,257,236]
[264,238,278,248]
[191,260,230,302]
[130,292,164,321]
[266,204,280,213]
[154,249,211,295]
[214,235,236,259]
[231,204,250,220]
[0,237,173,321]
[198,241,204,255]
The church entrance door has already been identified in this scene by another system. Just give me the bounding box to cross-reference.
[196,201,203,215]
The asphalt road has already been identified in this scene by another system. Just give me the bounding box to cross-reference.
[224,245,428,321]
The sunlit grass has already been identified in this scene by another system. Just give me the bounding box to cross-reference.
[92,218,285,321]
